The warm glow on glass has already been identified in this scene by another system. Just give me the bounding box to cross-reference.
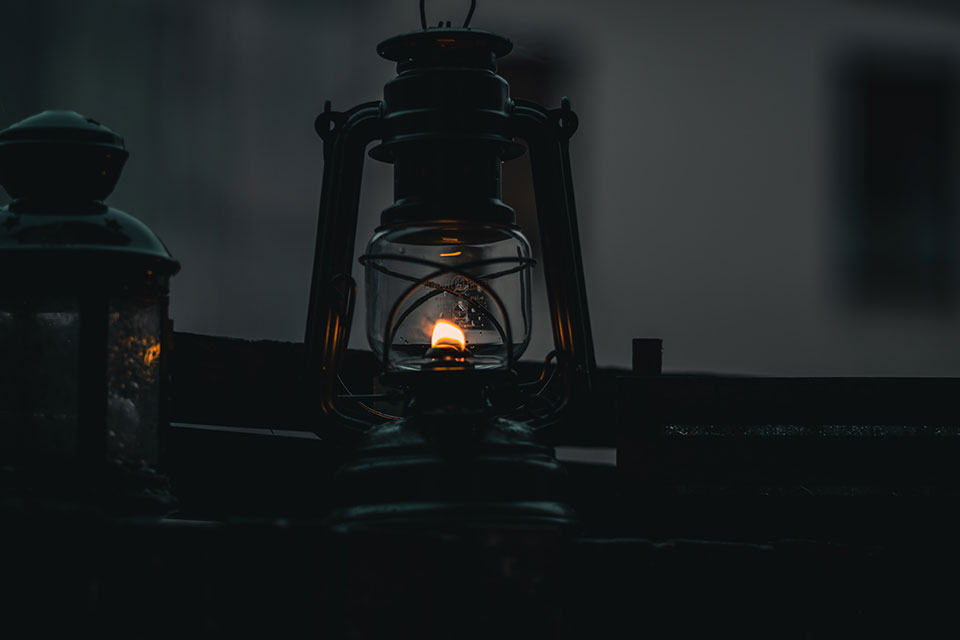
[144,342,161,366]
[363,223,532,371]
[431,319,466,351]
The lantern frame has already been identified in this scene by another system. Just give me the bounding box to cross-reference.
[304,26,596,435]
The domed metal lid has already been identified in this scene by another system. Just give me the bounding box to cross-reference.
[0,110,129,204]
[378,28,512,72]
[0,110,125,146]
[0,205,180,276]
[0,111,178,276]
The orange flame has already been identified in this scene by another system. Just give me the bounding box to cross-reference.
[431,320,465,351]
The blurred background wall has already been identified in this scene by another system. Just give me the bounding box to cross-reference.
[2,0,960,375]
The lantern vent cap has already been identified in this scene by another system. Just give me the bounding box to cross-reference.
[0,110,129,203]
[0,111,178,275]
[378,28,512,71]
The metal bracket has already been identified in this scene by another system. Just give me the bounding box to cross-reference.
[314,101,346,142]
[549,97,579,141]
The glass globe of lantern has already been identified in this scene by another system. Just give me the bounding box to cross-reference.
[363,221,533,372]
[0,110,179,476]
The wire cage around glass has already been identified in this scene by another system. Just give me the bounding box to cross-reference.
[361,222,534,373]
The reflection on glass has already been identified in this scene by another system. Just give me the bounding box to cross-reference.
[0,297,80,458]
[106,299,162,465]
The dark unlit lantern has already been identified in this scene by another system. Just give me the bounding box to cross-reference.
[0,111,179,491]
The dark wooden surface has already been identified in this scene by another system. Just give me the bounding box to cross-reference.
[169,332,327,430]
[111,332,960,637]
[3,491,957,639]
[620,374,960,426]
[617,374,960,497]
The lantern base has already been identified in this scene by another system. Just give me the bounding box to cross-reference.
[327,500,577,532]
[325,414,579,532]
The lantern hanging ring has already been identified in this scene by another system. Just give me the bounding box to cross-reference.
[420,0,476,30]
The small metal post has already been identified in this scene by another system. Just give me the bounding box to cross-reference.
[632,338,662,376]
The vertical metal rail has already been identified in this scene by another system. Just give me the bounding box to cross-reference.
[305,101,383,435]
[509,98,596,398]
[78,295,109,461]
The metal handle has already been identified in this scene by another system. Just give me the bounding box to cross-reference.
[305,101,384,438]
[420,0,477,29]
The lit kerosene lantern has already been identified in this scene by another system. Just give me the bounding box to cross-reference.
[0,110,179,512]
[305,1,595,529]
